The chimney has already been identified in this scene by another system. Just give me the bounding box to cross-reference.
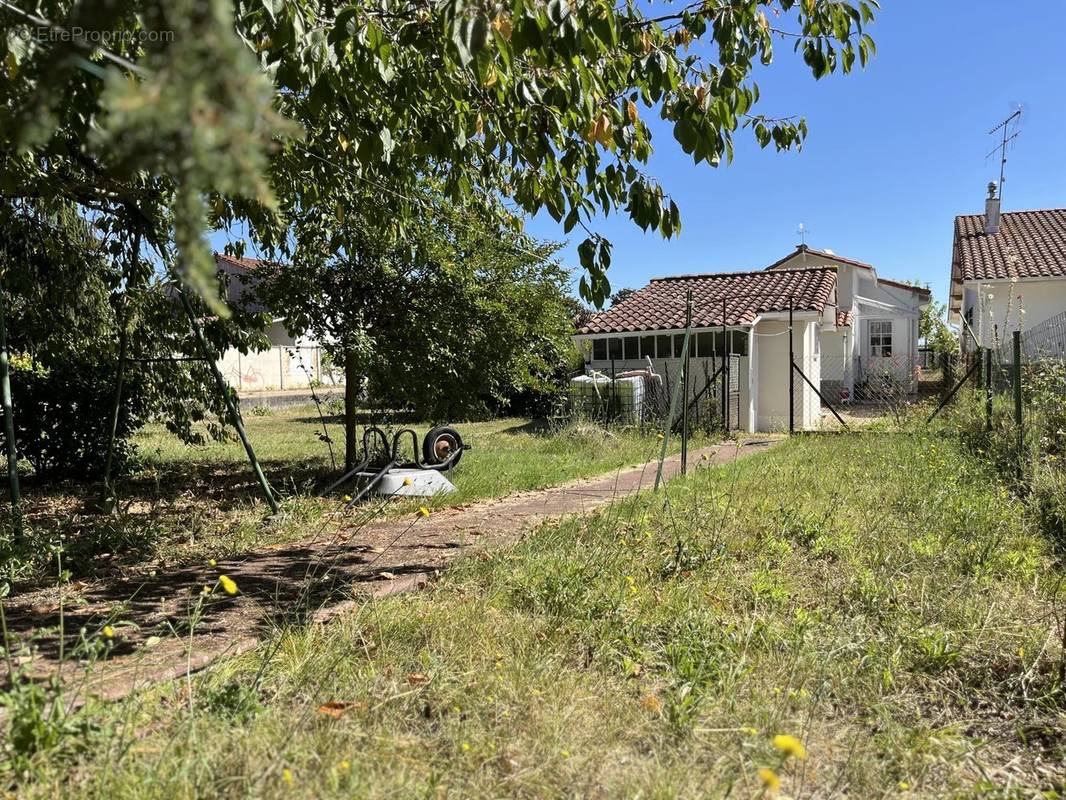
[984,181,1001,234]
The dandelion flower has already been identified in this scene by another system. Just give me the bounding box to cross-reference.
[898,781,910,791]
[758,767,780,793]
[339,760,350,771]
[343,494,352,503]
[403,477,413,486]
[281,767,294,786]
[208,558,217,567]
[461,741,471,752]
[102,624,115,639]
[772,733,807,760]
[418,506,430,517]
[218,574,239,596]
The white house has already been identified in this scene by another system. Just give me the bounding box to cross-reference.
[573,247,929,432]
[765,245,929,400]
[949,193,1066,356]
[215,254,336,392]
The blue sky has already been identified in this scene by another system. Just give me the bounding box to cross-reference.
[526,0,1066,307]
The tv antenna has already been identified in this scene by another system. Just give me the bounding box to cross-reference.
[796,222,810,246]
[986,107,1022,201]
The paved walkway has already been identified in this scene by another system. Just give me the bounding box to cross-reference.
[3,439,777,708]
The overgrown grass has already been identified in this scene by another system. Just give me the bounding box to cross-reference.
[0,409,692,588]
[10,433,1064,797]
[934,371,1066,553]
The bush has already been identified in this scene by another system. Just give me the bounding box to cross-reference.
[2,358,148,480]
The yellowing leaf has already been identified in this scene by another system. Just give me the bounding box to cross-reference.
[338,134,349,152]
[641,693,662,713]
[492,14,512,40]
[317,700,365,718]
[626,100,638,124]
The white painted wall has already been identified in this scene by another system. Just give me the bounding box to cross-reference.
[965,278,1066,351]
[753,318,821,431]
[218,324,335,392]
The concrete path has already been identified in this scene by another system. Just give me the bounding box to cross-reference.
[3,438,777,708]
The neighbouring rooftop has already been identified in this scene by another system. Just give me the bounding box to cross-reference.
[953,208,1066,282]
[576,267,838,335]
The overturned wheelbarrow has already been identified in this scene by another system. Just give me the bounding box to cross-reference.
[322,426,470,508]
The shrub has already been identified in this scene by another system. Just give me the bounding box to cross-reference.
[3,358,149,480]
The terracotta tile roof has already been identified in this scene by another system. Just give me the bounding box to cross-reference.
[836,309,854,327]
[953,209,1066,282]
[216,252,267,273]
[576,267,837,334]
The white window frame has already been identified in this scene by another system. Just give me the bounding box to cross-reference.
[869,320,893,358]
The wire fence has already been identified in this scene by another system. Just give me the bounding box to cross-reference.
[567,355,741,435]
[813,354,927,429]
[931,316,1066,499]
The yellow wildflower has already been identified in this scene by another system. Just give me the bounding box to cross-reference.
[218,574,239,596]
[461,741,471,752]
[339,760,350,771]
[343,494,352,503]
[201,585,212,596]
[418,506,430,517]
[208,558,217,567]
[758,767,780,793]
[281,767,294,786]
[772,733,807,760]
[403,477,413,486]
[102,624,115,639]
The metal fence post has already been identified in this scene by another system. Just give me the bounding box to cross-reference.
[984,347,993,432]
[608,357,615,432]
[655,293,693,491]
[0,282,22,541]
[681,291,692,476]
[1013,331,1023,470]
[788,297,795,435]
[179,289,279,514]
[720,299,727,431]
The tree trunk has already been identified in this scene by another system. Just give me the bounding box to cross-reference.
[344,349,358,471]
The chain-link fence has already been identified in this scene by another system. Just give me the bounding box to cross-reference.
[811,354,927,429]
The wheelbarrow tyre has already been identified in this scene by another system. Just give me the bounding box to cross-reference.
[422,426,463,468]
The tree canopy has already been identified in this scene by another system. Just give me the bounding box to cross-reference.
[2,0,877,308]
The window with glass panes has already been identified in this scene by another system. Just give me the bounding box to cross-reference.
[869,320,893,357]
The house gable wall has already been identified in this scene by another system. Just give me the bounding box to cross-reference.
[963,278,1066,350]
